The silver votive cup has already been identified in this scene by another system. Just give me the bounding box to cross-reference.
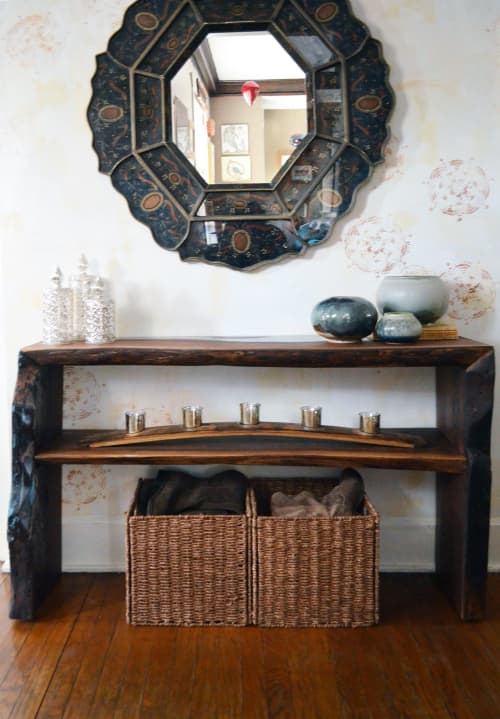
[301,405,322,429]
[359,412,381,435]
[240,402,260,425]
[182,405,203,430]
[125,410,146,435]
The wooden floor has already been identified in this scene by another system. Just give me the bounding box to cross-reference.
[0,574,498,719]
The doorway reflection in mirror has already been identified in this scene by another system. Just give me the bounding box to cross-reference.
[170,31,307,184]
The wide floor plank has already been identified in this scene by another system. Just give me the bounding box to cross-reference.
[152,625,198,719]
[0,574,497,718]
[240,627,269,719]
[0,575,91,719]
[136,626,178,718]
[36,574,124,718]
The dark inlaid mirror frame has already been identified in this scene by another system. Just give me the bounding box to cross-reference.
[88,0,394,270]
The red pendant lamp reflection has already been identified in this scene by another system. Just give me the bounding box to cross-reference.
[241,80,260,107]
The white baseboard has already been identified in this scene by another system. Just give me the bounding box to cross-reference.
[379,518,435,571]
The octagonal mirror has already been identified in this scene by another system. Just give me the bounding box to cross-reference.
[170,31,307,184]
[88,0,394,270]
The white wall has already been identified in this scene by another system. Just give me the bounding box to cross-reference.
[1,0,499,571]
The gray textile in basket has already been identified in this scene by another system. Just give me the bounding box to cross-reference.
[143,469,248,516]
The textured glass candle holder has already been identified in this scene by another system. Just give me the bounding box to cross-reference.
[102,298,115,342]
[42,268,72,344]
[84,278,115,343]
[69,275,85,342]
[69,255,94,341]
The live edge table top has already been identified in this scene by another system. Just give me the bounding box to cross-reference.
[19,336,493,368]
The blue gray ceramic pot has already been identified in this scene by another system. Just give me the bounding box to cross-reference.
[376,275,449,325]
[311,296,378,342]
[375,312,422,343]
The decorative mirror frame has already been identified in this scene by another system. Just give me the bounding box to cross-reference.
[88,0,394,270]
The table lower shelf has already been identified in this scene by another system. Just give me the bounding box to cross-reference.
[35,429,465,472]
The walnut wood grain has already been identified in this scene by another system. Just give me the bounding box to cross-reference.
[87,421,426,449]
[435,350,495,620]
[20,336,490,368]
[35,429,464,472]
[2,575,500,718]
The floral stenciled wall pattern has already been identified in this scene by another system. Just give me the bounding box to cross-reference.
[5,14,59,67]
[62,467,107,510]
[344,216,411,275]
[427,159,491,219]
[63,367,101,426]
[443,263,496,322]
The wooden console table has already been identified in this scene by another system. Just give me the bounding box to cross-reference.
[9,337,494,621]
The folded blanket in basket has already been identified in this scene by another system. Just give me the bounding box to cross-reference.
[138,469,248,516]
[271,490,330,518]
[271,468,365,518]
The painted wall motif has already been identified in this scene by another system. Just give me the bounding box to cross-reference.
[63,367,101,426]
[62,467,107,510]
[343,216,410,274]
[427,159,491,219]
[0,0,499,570]
[5,14,59,67]
[443,263,496,322]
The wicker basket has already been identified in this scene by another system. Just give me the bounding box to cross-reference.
[251,478,379,628]
[126,479,255,626]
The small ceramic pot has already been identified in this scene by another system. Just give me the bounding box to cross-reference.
[375,312,422,343]
[311,296,378,342]
[376,275,449,325]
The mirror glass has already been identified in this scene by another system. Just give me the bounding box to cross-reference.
[170,31,307,184]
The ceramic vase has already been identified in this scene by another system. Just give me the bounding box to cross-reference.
[311,296,378,342]
[376,275,449,325]
[375,312,422,343]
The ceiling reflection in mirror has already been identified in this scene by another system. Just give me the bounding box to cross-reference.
[170,32,307,184]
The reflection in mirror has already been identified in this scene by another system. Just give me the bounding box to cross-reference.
[170,31,307,184]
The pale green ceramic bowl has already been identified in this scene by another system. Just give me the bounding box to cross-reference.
[376,275,449,325]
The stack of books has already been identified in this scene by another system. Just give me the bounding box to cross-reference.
[419,323,458,340]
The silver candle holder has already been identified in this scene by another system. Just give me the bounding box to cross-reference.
[240,402,260,425]
[125,410,146,435]
[182,405,203,429]
[301,405,322,429]
[359,411,381,435]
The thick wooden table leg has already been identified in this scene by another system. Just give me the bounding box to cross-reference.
[436,351,494,620]
[8,354,63,620]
